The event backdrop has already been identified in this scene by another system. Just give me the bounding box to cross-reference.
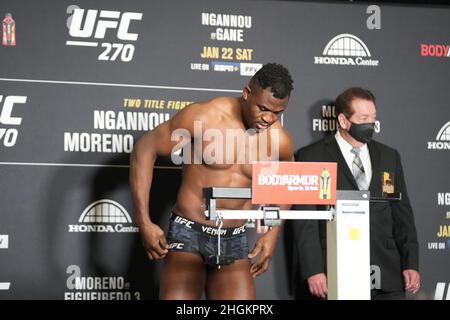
[0,0,449,299]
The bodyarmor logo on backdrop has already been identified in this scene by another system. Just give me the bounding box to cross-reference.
[427,121,450,150]
[68,199,139,233]
[65,265,141,300]
[314,34,379,67]
[434,282,450,300]
[312,104,380,133]
[420,44,450,57]
[0,95,27,147]
[65,5,143,62]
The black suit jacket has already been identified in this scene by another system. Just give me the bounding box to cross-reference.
[291,134,419,294]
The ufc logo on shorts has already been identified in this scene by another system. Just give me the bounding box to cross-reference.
[168,243,184,250]
[0,95,27,147]
[232,225,246,235]
[435,282,450,300]
[174,216,194,229]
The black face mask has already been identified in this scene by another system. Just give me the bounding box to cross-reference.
[348,121,375,144]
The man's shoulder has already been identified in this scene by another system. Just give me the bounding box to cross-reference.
[370,139,398,155]
[179,96,235,120]
[205,96,237,110]
[196,96,239,118]
[295,135,331,160]
[299,135,331,152]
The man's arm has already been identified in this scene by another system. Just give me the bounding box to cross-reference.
[391,150,420,292]
[291,147,328,298]
[248,127,294,277]
[391,150,419,270]
[129,103,200,260]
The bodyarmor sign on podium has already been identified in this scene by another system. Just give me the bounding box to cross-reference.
[203,161,372,300]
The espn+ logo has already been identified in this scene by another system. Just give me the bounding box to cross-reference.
[0,95,27,147]
[66,5,143,62]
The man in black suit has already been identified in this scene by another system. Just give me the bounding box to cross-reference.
[291,87,420,300]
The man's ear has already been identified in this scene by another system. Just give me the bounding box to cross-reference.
[243,86,251,101]
[337,113,349,130]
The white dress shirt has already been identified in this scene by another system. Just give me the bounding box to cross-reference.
[335,130,372,188]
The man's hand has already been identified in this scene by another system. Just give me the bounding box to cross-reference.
[403,269,420,294]
[307,273,328,299]
[140,222,169,260]
[248,228,279,277]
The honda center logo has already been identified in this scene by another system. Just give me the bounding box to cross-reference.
[428,121,450,150]
[68,199,139,233]
[314,33,379,66]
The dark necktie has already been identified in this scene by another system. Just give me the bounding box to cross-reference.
[351,147,369,190]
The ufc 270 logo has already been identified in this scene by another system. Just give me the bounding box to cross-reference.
[0,95,27,147]
[66,5,143,62]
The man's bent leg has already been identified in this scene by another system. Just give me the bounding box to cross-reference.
[159,252,207,300]
[205,258,255,300]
